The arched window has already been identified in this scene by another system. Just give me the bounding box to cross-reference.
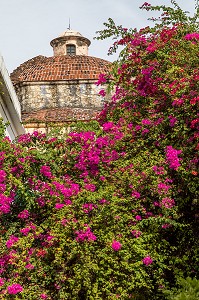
[66,44,76,55]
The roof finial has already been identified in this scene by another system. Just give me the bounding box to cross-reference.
[67,18,71,30]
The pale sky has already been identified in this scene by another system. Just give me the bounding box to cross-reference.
[0,0,196,73]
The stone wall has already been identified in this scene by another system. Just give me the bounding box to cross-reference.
[15,80,110,114]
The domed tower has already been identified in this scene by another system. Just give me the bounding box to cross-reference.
[50,30,91,56]
[10,30,111,133]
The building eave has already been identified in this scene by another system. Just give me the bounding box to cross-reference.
[0,55,25,139]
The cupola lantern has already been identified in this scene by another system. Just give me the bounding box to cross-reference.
[50,30,91,56]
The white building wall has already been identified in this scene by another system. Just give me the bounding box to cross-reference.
[0,54,25,140]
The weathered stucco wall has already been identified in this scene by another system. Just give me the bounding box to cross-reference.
[15,80,110,113]
[51,37,89,56]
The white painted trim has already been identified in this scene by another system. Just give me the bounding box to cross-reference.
[0,53,25,139]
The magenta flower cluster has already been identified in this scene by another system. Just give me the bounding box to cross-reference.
[166,146,182,170]
[162,197,175,209]
[0,170,6,183]
[18,209,29,219]
[6,235,19,249]
[40,165,53,178]
[0,278,4,287]
[111,240,122,251]
[184,32,199,40]
[96,73,107,86]
[142,256,153,266]
[7,283,23,294]
[75,226,97,242]
[0,194,12,214]
[40,294,48,299]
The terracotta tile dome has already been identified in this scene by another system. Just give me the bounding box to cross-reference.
[10,29,112,133]
[10,55,111,83]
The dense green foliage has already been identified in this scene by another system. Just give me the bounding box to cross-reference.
[0,1,198,299]
[164,277,199,299]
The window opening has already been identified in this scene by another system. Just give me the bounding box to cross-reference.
[67,44,76,55]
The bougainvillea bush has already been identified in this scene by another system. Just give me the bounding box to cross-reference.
[0,1,198,299]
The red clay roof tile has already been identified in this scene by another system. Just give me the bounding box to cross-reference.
[22,107,100,123]
[11,55,111,83]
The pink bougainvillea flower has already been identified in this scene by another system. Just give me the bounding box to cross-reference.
[99,89,106,97]
[0,278,4,287]
[46,235,54,242]
[111,240,122,251]
[190,96,199,105]
[162,223,171,229]
[161,197,175,208]
[142,256,153,266]
[25,263,35,270]
[168,115,177,127]
[135,125,142,131]
[82,203,96,213]
[153,201,161,207]
[6,235,19,249]
[75,227,97,242]
[172,98,184,106]
[184,32,199,40]
[84,183,96,192]
[135,215,142,221]
[61,218,68,226]
[64,199,72,205]
[152,165,165,175]
[131,230,142,238]
[20,227,30,236]
[40,165,52,178]
[165,146,182,170]
[0,183,6,193]
[157,182,171,194]
[36,249,47,257]
[17,209,29,219]
[141,2,151,7]
[0,194,12,214]
[0,170,6,183]
[96,73,107,86]
[190,118,199,129]
[132,191,141,199]
[141,118,151,125]
[99,198,107,204]
[102,121,115,131]
[7,283,23,294]
[55,203,65,209]
[40,294,48,299]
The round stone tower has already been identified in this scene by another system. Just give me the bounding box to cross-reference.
[50,30,91,56]
[10,29,111,133]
